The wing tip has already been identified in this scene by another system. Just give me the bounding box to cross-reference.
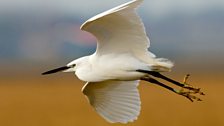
[80,21,89,31]
[108,114,139,124]
[80,0,144,31]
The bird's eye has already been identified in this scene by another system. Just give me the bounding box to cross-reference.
[71,64,76,67]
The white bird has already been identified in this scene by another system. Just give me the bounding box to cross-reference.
[42,0,204,124]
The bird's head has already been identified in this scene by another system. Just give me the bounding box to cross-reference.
[42,56,88,75]
[42,62,76,75]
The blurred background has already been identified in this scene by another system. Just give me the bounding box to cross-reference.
[0,0,223,126]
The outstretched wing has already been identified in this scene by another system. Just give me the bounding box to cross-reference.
[82,80,141,123]
[80,0,155,58]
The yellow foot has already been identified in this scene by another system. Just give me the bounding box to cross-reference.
[181,74,205,95]
[175,74,205,102]
[175,89,202,102]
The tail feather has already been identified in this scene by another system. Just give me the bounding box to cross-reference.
[134,51,174,72]
[152,58,174,72]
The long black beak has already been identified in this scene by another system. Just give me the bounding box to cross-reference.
[42,66,70,75]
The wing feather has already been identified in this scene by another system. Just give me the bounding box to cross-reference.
[80,0,154,56]
[82,80,141,123]
[81,0,173,72]
[80,0,173,70]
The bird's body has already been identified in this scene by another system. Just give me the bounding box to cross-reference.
[42,0,204,124]
[70,53,147,82]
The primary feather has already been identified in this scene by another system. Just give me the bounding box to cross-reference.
[82,80,141,123]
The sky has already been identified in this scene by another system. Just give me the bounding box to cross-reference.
[0,0,224,17]
[0,0,223,63]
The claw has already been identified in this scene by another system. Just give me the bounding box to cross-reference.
[180,74,205,97]
[176,90,202,102]
[175,74,204,102]
[183,74,190,84]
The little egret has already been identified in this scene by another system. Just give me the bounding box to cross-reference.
[42,0,204,123]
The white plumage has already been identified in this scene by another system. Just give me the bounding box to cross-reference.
[71,0,172,123]
[80,0,173,70]
[43,0,178,124]
[82,80,140,123]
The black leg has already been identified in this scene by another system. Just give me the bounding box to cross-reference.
[136,69,203,93]
[141,77,177,93]
[141,77,202,102]
[137,70,185,87]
